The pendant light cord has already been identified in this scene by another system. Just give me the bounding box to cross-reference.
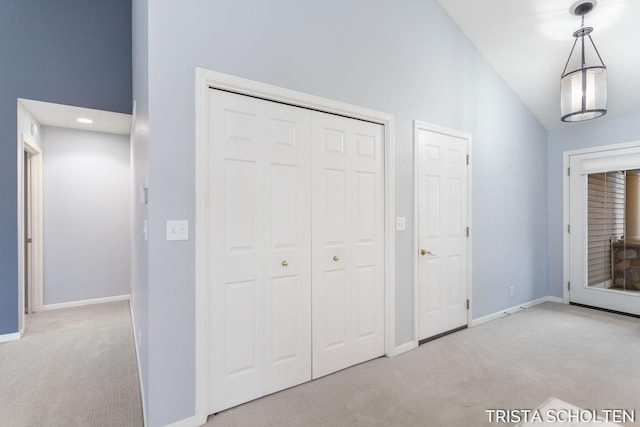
[581,15,586,68]
[561,39,579,77]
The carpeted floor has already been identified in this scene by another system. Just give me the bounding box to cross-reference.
[1,301,638,427]
[0,301,143,427]
[206,303,640,427]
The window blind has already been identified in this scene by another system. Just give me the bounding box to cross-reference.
[587,171,625,286]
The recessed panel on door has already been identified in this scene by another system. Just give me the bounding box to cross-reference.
[449,178,462,237]
[224,160,256,253]
[323,129,346,155]
[224,111,255,144]
[323,269,349,350]
[354,265,377,340]
[269,276,299,364]
[270,164,297,250]
[425,175,441,240]
[422,259,441,314]
[224,280,259,377]
[355,171,376,245]
[324,169,347,245]
[448,256,462,306]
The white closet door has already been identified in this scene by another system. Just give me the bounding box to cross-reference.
[262,100,312,395]
[311,112,385,379]
[208,89,312,413]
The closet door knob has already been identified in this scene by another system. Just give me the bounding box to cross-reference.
[281,260,288,267]
[333,256,339,261]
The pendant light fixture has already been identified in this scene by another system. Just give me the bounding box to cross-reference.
[560,1,607,122]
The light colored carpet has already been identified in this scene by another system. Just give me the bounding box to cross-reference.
[2,301,638,427]
[207,303,640,427]
[0,301,143,427]
[516,397,624,426]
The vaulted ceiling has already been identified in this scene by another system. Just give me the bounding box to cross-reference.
[438,0,640,130]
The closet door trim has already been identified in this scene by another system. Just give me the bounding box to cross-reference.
[195,68,396,421]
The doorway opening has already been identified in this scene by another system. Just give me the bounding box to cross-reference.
[564,141,640,316]
[413,120,472,342]
[17,98,132,336]
[20,137,43,319]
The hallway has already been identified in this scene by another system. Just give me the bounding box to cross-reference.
[0,301,143,426]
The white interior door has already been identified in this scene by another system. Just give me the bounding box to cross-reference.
[311,112,385,378]
[21,139,43,320]
[208,89,312,413]
[24,151,32,314]
[416,125,469,340]
[568,147,640,315]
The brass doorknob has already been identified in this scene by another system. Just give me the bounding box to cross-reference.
[333,256,340,261]
[420,249,435,256]
[282,260,288,267]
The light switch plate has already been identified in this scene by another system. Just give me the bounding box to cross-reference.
[395,216,406,231]
[167,220,189,241]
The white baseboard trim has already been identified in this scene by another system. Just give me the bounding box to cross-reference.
[470,296,563,328]
[43,294,130,311]
[129,298,148,427]
[166,414,204,427]
[392,340,418,357]
[0,332,21,344]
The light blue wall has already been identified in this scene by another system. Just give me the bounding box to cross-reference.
[0,0,132,335]
[42,127,131,305]
[546,112,640,298]
[471,62,548,313]
[140,0,548,424]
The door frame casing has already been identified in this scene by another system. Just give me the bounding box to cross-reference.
[18,134,44,332]
[562,140,640,305]
[412,120,472,344]
[195,68,396,423]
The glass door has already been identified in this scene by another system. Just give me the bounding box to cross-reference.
[569,149,640,315]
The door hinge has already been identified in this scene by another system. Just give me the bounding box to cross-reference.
[466,299,470,310]
[567,167,570,176]
[568,281,571,291]
[567,224,570,233]
[466,154,470,165]
[466,227,470,237]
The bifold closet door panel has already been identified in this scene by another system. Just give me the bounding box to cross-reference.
[261,100,312,396]
[311,111,385,379]
[208,89,312,413]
